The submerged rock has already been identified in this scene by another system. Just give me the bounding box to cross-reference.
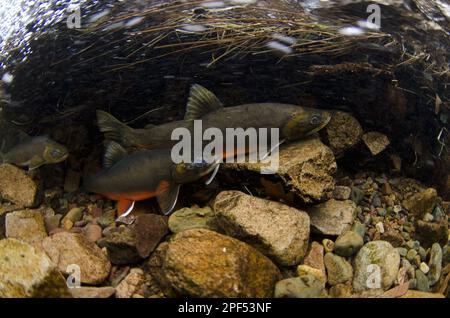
[303,241,326,277]
[0,164,39,207]
[168,206,218,233]
[115,269,145,298]
[69,286,115,298]
[415,219,448,248]
[5,209,47,247]
[324,252,353,286]
[322,111,363,156]
[214,191,310,266]
[226,137,336,204]
[42,232,111,285]
[0,238,70,297]
[274,275,327,298]
[334,231,364,257]
[362,132,390,155]
[307,199,357,236]
[151,229,281,297]
[428,243,442,286]
[402,188,439,219]
[353,241,400,292]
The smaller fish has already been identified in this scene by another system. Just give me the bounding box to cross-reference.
[0,122,68,170]
[83,141,219,218]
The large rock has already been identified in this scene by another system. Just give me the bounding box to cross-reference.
[0,238,70,297]
[324,252,353,286]
[168,206,218,233]
[322,111,363,156]
[402,188,439,219]
[353,241,400,292]
[150,229,281,297]
[42,232,111,285]
[307,199,357,236]
[0,164,39,207]
[274,275,327,298]
[5,209,47,247]
[226,137,337,204]
[214,191,310,266]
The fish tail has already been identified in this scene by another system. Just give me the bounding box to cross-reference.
[96,110,136,147]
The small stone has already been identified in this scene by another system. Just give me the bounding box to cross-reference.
[297,265,326,282]
[274,275,327,298]
[407,249,418,262]
[428,243,442,286]
[373,196,382,208]
[5,209,47,247]
[333,186,352,200]
[62,207,84,224]
[329,283,353,298]
[322,111,363,156]
[351,222,366,238]
[324,252,353,286]
[168,206,218,233]
[0,164,39,207]
[418,247,427,261]
[397,247,407,257]
[376,208,386,216]
[334,231,364,257]
[84,224,102,242]
[381,230,405,248]
[381,183,393,195]
[63,219,73,230]
[393,205,402,213]
[214,191,310,266]
[44,214,62,233]
[402,188,439,219]
[350,187,364,204]
[419,262,430,274]
[375,222,385,234]
[69,286,115,298]
[362,131,390,155]
[322,239,334,253]
[115,270,145,298]
[432,205,445,221]
[353,241,400,292]
[97,210,116,229]
[423,213,434,222]
[415,269,430,292]
[307,199,357,236]
[0,239,70,297]
[42,232,111,285]
[303,242,325,276]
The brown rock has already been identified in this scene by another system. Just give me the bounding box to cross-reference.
[84,224,102,242]
[42,232,111,285]
[307,199,357,236]
[0,164,39,207]
[115,269,145,298]
[323,111,363,156]
[362,132,390,155]
[134,214,169,258]
[69,286,115,298]
[156,229,281,297]
[214,191,310,266]
[5,209,47,247]
[380,230,405,248]
[329,283,353,298]
[303,241,325,276]
[415,219,449,248]
[402,188,439,219]
[226,137,336,204]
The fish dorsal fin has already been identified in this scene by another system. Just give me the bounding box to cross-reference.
[104,141,127,168]
[184,84,223,120]
[157,183,180,216]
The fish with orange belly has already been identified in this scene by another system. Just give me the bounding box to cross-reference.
[83,141,220,218]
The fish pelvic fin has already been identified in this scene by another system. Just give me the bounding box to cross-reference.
[96,110,135,147]
[117,199,135,217]
[103,140,128,168]
[184,84,223,120]
[157,183,180,215]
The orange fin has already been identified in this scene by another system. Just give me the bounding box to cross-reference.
[117,199,135,217]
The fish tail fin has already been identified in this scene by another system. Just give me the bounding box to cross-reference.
[96,110,136,147]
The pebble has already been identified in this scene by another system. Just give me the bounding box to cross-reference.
[115,270,145,298]
[428,243,442,286]
[406,249,418,262]
[44,214,62,233]
[423,213,434,222]
[324,252,353,286]
[375,222,385,234]
[168,206,218,233]
[397,247,407,257]
[84,223,103,242]
[350,187,364,204]
[376,208,387,216]
[274,275,327,298]
[322,239,334,253]
[333,231,364,257]
[307,199,357,236]
[419,262,430,274]
[97,209,116,229]
[418,247,427,261]
[351,222,366,238]
[333,186,352,200]
[415,269,430,292]
[303,242,326,276]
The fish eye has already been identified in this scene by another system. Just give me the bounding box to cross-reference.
[310,114,321,125]
[51,149,63,158]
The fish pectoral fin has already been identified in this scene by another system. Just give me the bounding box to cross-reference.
[117,199,135,217]
[103,141,128,168]
[27,156,44,171]
[205,164,220,185]
[184,84,223,120]
[157,184,180,216]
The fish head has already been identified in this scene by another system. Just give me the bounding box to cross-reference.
[173,158,219,184]
[41,139,69,164]
[281,108,331,141]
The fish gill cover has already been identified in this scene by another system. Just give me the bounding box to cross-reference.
[0,0,449,192]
